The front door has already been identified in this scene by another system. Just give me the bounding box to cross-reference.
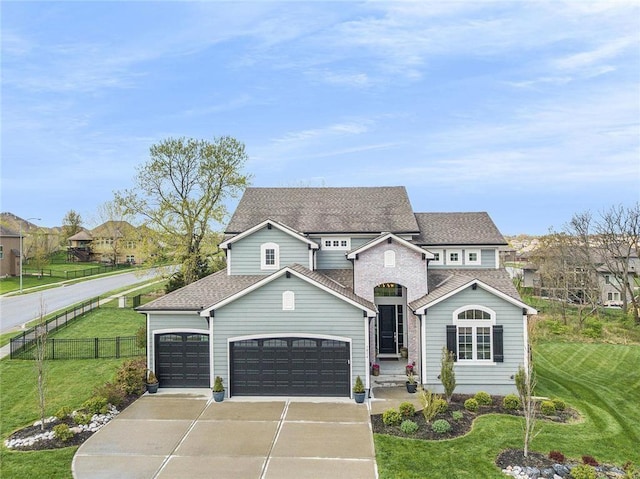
[379,305,397,354]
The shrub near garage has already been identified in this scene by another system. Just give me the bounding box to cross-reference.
[503,394,521,410]
[474,391,492,406]
[540,400,557,416]
[431,419,452,434]
[382,409,402,426]
[400,420,419,435]
[398,402,416,418]
[464,398,479,412]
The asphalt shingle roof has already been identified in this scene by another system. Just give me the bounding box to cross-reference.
[409,268,522,311]
[138,265,374,313]
[413,212,506,246]
[225,187,420,234]
[138,270,264,311]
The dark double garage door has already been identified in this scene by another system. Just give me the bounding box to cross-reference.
[231,337,350,397]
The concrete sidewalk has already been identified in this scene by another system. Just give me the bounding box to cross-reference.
[73,394,377,479]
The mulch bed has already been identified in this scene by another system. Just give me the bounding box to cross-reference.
[495,448,558,470]
[370,394,577,441]
[5,394,140,452]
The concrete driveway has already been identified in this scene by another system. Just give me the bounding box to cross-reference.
[73,393,377,479]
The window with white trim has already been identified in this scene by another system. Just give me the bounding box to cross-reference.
[260,242,279,270]
[282,291,295,310]
[321,237,350,250]
[453,307,495,362]
[447,249,463,265]
[429,249,443,265]
[384,250,396,268]
[465,249,481,266]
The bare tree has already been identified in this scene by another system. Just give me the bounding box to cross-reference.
[34,298,48,430]
[515,361,537,457]
[530,230,600,326]
[567,204,640,323]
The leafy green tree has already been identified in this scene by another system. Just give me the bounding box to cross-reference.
[115,136,250,287]
[61,210,83,246]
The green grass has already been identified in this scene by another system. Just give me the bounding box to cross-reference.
[374,341,640,478]
[48,303,145,339]
[0,357,130,479]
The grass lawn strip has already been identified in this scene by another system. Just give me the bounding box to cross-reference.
[374,342,640,478]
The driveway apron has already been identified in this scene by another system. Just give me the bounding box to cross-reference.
[72,395,377,479]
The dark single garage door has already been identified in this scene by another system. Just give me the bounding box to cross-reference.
[231,337,350,396]
[155,333,210,387]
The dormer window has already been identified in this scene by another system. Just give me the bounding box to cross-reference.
[260,242,279,270]
[322,237,350,250]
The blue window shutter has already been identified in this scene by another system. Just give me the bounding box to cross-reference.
[493,325,504,362]
[446,325,457,361]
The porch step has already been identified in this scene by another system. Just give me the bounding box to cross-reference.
[371,374,419,388]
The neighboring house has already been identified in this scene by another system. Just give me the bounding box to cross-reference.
[67,221,151,265]
[0,226,21,277]
[519,249,638,307]
[138,187,536,398]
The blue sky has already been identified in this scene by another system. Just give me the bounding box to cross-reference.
[2,1,639,235]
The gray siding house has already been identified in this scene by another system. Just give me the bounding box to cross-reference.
[138,187,536,398]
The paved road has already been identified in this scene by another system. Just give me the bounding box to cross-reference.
[0,267,172,334]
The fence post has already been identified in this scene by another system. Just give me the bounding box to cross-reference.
[94,337,99,359]
[52,338,55,360]
[116,336,120,358]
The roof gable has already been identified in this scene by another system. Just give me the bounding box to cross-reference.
[200,264,376,316]
[414,212,506,246]
[346,232,434,259]
[410,269,536,314]
[220,219,319,250]
[226,187,419,235]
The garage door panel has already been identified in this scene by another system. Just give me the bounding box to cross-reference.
[155,333,210,388]
[231,337,350,397]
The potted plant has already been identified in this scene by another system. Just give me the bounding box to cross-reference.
[406,371,417,393]
[405,361,415,375]
[212,376,225,402]
[353,376,366,404]
[146,370,159,394]
[371,363,380,376]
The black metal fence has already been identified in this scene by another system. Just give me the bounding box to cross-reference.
[10,336,144,360]
[23,263,131,280]
[10,297,101,359]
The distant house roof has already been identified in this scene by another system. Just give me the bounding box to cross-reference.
[413,212,506,246]
[68,230,93,241]
[0,226,20,237]
[225,187,420,235]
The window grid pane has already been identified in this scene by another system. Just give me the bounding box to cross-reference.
[458,327,473,360]
[476,327,491,360]
[265,249,275,265]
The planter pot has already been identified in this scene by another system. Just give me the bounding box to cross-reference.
[400,347,408,358]
[372,368,380,376]
[405,382,417,394]
[146,382,159,394]
[354,392,366,404]
[213,391,225,402]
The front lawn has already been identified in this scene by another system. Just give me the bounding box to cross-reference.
[0,357,128,478]
[374,341,640,478]
[0,298,152,478]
